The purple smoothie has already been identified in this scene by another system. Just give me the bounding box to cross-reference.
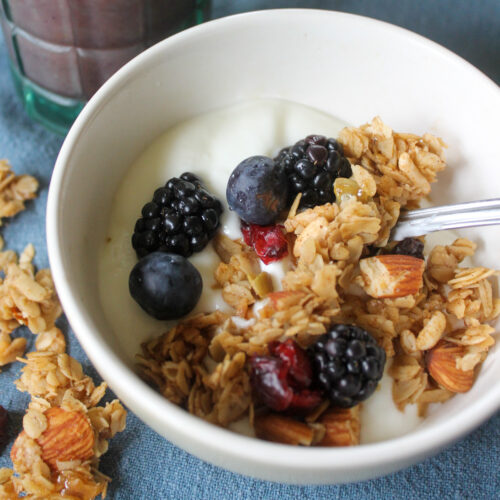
[2,0,203,99]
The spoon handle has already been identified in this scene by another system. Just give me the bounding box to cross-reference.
[391,198,500,240]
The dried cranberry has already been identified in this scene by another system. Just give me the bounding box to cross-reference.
[250,340,322,413]
[249,356,293,411]
[269,339,312,389]
[0,405,8,450]
[240,222,288,264]
[289,389,323,410]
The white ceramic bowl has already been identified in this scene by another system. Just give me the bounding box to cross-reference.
[47,10,500,484]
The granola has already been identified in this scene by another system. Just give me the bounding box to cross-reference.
[0,160,38,225]
[136,117,498,445]
[0,244,63,370]
[0,190,127,497]
[1,350,126,499]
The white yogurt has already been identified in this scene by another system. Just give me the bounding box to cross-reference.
[99,98,347,352]
[99,98,429,444]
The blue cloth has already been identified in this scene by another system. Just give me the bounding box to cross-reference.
[0,2,499,499]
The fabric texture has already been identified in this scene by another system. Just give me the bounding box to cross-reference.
[0,1,498,498]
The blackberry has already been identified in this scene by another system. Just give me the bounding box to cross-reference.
[310,324,386,408]
[392,237,424,260]
[274,135,352,209]
[132,172,222,259]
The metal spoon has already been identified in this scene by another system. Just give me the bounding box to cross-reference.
[391,198,500,241]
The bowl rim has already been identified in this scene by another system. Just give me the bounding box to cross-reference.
[47,8,500,477]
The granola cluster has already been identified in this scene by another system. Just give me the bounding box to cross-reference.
[0,161,50,370]
[0,162,127,499]
[0,242,62,369]
[137,118,498,445]
[0,352,126,499]
[0,160,38,225]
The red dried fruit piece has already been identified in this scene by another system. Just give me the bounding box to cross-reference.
[289,389,324,410]
[241,222,288,264]
[250,356,293,411]
[0,405,8,450]
[269,338,312,389]
[250,340,322,413]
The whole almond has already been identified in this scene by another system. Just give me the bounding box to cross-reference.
[359,254,425,298]
[317,407,360,447]
[426,340,474,393]
[30,407,93,470]
[254,414,315,446]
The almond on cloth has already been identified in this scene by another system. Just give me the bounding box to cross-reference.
[358,254,425,298]
[38,407,93,470]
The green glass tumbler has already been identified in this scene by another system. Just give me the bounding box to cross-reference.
[0,0,210,135]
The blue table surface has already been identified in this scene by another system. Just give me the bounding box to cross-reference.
[0,1,499,499]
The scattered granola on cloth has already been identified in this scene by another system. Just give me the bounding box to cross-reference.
[0,169,127,498]
[137,117,499,445]
[0,160,38,225]
[1,351,127,499]
[0,242,63,369]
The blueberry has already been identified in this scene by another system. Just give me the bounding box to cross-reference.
[226,155,288,225]
[129,252,202,320]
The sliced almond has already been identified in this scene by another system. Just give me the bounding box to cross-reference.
[12,407,95,470]
[426,340,474,393]
[359,254,425,298]
[317,406,360,447]
[267,290,305,310]
[254,414,315,446]
[415,311,447,351]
